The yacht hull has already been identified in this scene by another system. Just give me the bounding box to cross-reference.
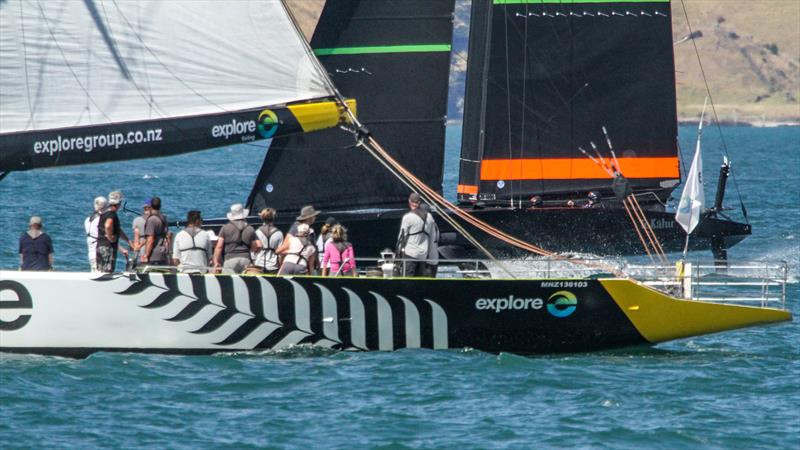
[0,271,787,358]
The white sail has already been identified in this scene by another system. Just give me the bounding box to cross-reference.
[0,0,332,134]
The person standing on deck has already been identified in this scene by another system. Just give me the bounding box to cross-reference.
[141,196,170,267]
[172,210,212,274]
[251,208,283,274]
[213,203,257,273]
[290,205,320,246]
[19,216,54,271]
[321,224,357,277]
[420,203,439,278]
[396,192,431,277]
[96,191,130,273]
[276,223,316,275]
[84,196,107,271]
[130,200,151,268]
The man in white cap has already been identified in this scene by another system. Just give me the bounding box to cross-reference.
[84,196,107,271]
[19,216,54,271]
[96,190,130,273]
[213,203,257,273]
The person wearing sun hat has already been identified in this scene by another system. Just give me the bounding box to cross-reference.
[288,205,320,250]
[213,203,257,273]
[19,215,54,271]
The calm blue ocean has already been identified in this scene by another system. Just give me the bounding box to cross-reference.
[1,126,798,449]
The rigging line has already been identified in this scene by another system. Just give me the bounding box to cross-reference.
[34,0,113,124]
[519,2,529,207]
[302,7,618,277]
[628,195,667,264]
[368,135,624,275]
[362,139,516,278]
[18,1,34,129]
[102,1,170,119]
[504,8,514,207]
[110,0,237,116]
[678,0,748,223]
[366,133,624,276]
[623,196,656,264]
[357,137,514,277]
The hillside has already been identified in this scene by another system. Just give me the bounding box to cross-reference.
[287,0,800,125]
[673,0,800,124]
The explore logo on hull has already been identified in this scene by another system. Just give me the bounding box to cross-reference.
[210,109,279,142]
[475,291,578,318]
[546,291,578,318]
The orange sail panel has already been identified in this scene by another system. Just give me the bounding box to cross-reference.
[480,157,679,181]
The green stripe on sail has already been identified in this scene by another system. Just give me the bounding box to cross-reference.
[494,0,669,4]
[314,44,452,56]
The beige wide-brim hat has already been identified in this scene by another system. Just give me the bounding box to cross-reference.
[226,203,249,221]
[29,216,42,226]
[296,205,320,221]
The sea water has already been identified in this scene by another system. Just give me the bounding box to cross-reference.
[1,126,798,449]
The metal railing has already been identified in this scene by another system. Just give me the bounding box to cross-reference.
[128,255,789,310]
[625,260,788,309]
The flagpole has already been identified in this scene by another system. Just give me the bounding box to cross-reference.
[682,97,708,259]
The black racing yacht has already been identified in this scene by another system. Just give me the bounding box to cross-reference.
[232,0,750,260]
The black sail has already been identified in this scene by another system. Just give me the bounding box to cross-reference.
[458,0,679,204]
[249,0,456,213]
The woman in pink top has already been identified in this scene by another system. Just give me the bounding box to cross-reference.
[321,225,357,277]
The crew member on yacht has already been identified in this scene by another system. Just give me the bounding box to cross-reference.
[397,192,433,277]
[172,210,212,274]
[19,215,54,271]
[251,208,283,274]
[96,191,130,273]
[141,196,170,267]
[321,224,356,277]
[276,223,316,275]
[84,196,106,272]
[130,200,151,268]
[420,203,440,277]
[213,203,257,273]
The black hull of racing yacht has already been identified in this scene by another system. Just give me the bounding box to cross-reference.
[202,205,750,260]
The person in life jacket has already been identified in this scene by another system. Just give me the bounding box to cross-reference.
[250,208,284,274]
[321,224,357,277]
[84,196,107,272]
[96,191,130,273]
[141,196,171,267]
[130,199,152,268]
[276,223,317,275]
[317,216,337,271]
[213,203,258,274]
[171,210,212,274]
[396,192,434,277]
[419,203,440,278]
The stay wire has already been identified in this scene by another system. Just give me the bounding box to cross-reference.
[678,0,748,223]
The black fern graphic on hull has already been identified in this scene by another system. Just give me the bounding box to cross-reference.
[95,274,448,351]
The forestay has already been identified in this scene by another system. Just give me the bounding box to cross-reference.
[0,0,337,172]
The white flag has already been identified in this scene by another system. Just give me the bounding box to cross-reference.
[676,139,705,233]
